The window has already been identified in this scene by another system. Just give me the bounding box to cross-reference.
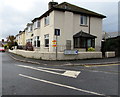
[80,15,87,25]
[44,15,49,26]
[34,36,40,47]
[34,20,40,29]
[87,39,92,48]
[74,38,80,48]
[28,25,33,32]
[92,39,95,48]
[74,37,94,48]
[44,34,49,47]
[26,39,32,45]
[81,38,86,48]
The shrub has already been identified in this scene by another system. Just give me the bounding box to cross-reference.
[88,47,95,51]
[25,42,34,51]
[4,44,8,49]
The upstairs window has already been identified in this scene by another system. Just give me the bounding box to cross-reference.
[80,15,87,25]
[34,20,40,29]
[44,15,49,26]
[28,25,33,32]
[44,34,49,47]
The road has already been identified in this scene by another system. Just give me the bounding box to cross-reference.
[1,52,119,96]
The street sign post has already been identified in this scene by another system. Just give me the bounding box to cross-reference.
[54,29,60,60]
[55,29,60,36]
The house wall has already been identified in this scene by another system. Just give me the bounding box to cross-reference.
[54,10,103,52]
[32,11,55,52]
[16,32,26,46]
[25,30,33,43]
[90,17,103,51]
[22,32,26,45]
[21,10,103,52]
[18,34,22,45]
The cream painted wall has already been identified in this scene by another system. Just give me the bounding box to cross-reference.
[90,17,103,51]
[73,14,89,34]
[23,10,103,52]
[54,10,103,52]
[17,32,26,46]
[32,11,55,52]
[21,32,26,45]
[54,11,77,51]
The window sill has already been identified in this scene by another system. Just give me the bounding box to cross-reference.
[80,25,88,27]
[28,31,33,33]
[44,24,49,27]
[34,47,40,48]
[44,47,49,49]
[34,27,40,30]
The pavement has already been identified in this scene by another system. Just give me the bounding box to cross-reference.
[7,52,119,66]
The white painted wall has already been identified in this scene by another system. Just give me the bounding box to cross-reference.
[9,49,102,60]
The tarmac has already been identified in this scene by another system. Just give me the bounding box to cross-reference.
[6,52,119,66]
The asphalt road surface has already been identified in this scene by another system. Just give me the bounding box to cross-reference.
[1,52,119,97]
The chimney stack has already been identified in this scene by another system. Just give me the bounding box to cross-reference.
[48,1,58,9]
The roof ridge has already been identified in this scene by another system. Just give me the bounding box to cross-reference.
[56,2,106,18]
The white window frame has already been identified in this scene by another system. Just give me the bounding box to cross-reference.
[28,25,33,32]
[44,34,49,47]
[34,20,40,29]
[80,15,87,25]
[34,36,40,47]
[44,15,49,26]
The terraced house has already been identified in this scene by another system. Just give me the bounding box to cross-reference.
[16,1,106,52]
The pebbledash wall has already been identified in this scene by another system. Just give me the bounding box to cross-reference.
[9,49,103,60]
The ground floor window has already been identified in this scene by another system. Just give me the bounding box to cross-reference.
[44,34,49,47]
[26,39,32,45]
[74,37,95,49]
[34,36,40,47]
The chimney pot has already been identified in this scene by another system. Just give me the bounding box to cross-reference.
[48,1,58,9]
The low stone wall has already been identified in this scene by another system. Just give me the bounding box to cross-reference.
[9,50,102,60]
[105,52,115,58]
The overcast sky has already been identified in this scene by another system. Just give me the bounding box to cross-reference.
[0,0,119,40]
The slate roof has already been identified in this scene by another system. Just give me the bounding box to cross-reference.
[73,30,97,38]
[54,2,106,18]
[32,2,106,22]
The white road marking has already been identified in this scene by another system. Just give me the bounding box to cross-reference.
[62,71,80,78]
[17,65,80,78]
[38,67,67,71]
[19,74,105,96]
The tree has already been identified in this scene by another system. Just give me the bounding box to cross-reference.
[6,35,16,49]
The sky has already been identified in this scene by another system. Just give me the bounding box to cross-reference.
[0,0,119,40]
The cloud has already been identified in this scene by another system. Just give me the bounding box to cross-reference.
[0,0,118,40]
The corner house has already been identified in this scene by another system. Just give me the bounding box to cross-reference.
[16,1,106,53]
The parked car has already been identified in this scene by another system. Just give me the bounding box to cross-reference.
[0,47,5,52]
